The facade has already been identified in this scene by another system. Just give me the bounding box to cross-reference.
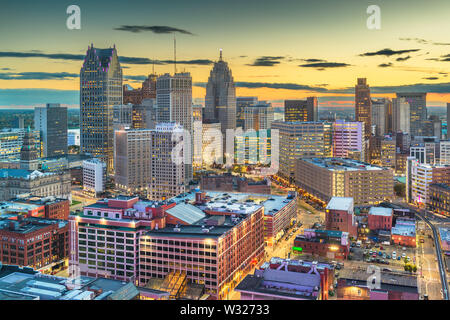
[325,197,357,238]
[371,98,391,136]
[332,121,364,161]
[396,93,427,137]
[355,78,372,141]
[440,141,450,165]
[113,104,133,129]
[82,158,106,197]
[294,229,350,260]
[138,192,265,299]
[10,195,70,220]
[392,97,410,134]
[380,138,396,168]
[34,103,68,158]
[67,129,80,146]
[243,103,274,131]
[234,129,272,165]
[198,121,222,167]
[428,183,450,217]
[204,51,236,134]
[0,129,40,160]
[236,97,258,128]
[295,158,394,206]
[80,45,123,173]
[272,121,332,182]
[123,74,157,105]
[368,207,393,231]
[284,97,318,122]
[0,215,69,271]
[391,219,416,247]
[337,269,418,300]
[407,159,450,205]
[68,196,167,282]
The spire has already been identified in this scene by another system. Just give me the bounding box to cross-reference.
[219,48,223,61]
[174,35,177,74]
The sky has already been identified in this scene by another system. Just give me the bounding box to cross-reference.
[0,0,450,108]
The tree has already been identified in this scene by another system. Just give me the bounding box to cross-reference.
[394,183,406,197]
[412,265,417,272]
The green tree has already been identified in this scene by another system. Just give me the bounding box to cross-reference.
[394,183,406,197]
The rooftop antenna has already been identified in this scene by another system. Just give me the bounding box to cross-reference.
[174,35,177,74]
[219,48,223,61]
[152,57,155,75]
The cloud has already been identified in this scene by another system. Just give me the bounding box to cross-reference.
[399,38,450,46]
[359,48,420,57]
[396,56,411,61]
[195,81,328,92]
[423,77,439,80]
[114,25,194,35]
[247,56,284,67]
[378,62,393,68]
[427,54,450,62]
[0,72,78,80]
[299,62,351,69]
[0,51,212,66]
[300,59,327,63]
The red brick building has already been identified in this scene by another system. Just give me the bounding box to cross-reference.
[12,195,70,220]
[294,229,350,260]
[325,197,357,238]
[0,215,69,271]
[368,207,393,231]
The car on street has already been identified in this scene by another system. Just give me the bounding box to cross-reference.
[392,251,397,259]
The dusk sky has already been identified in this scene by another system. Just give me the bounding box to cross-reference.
[1,0,450,108]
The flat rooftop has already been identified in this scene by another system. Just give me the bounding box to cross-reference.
[301,158,386,171]
[326,197,353,211]
[369,207,393,217]
[0,215,67,234]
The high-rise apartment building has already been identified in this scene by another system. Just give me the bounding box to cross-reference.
[355,78,372,141]
[396,93,427,137]
[284,97,318,122]
[34,103,68,158]
[204,51,236,134]
[272,121,332,182]
[80,45,123,173]
[332,121,364,161]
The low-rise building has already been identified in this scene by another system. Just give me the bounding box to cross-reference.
[391,219,416,247]
[293,229,350,260]
[368,207,393,231]
[325,197,357,238]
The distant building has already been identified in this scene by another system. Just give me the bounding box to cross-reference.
[332,121,364,161]
[392,98,410,135]
[0,128,40,160]
[272,121,332,182]
[371,98,391,136]
[355,78,372,141]
[82,158,106,197]
[440,141,450,165]
[67,129,80,146]
[380,138,396,168]
[243,103,274,131]
[123,74,156,105]
[284,97,318,122]
[236,97,258,128]
[396,92,427,137]
[200,173,270,194]
[295,158,394,206]
[34,103,68,157]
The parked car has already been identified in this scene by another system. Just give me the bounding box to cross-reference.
[392,251,397,259]
[402,247,406,251]
[397,256,401,261]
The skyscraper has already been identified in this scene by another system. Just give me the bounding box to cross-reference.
[204,50,236,134]
[332,120,364,161]
[371,98,390,136]
[392,97,410,134]
[396,92,427,137]
[355,78,372,141]
[284,97,318,122]
[80,44,123,173]
[236,97,258,128]
[34,103,68,158]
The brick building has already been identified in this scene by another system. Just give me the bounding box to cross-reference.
[368,207,393,231]
[293,229,350,260]
[325,197,357,238]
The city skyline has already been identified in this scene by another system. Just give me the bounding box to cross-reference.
[1,0,450,108]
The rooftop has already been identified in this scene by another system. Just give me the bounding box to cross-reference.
[369,207,393,217]
[301,158,386,172]
[326,197,353,211]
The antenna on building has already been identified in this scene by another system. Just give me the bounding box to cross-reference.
[219,48,223,61]
[174,35,177,74]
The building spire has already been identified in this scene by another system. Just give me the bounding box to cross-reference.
[174,35,177,74]
[219,48,223,61]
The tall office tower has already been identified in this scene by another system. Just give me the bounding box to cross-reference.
[271,121,332,183]
[371,98,390,136]
[423,115,442,138]
[80,45,123,173]
[113,104,133,129]
[243,103,275,131]
[20,127,40,171]
[355,78,372,141]
[236,97,258,128]
[392,97,410,134]
[396,92,427,137]
[34,103,68,158]
[114,129,152,194]
[284,97,318,122]
[204,51,236,134]
[156,73,192,133]
[332,120,364,161]
[149,123,188,200]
